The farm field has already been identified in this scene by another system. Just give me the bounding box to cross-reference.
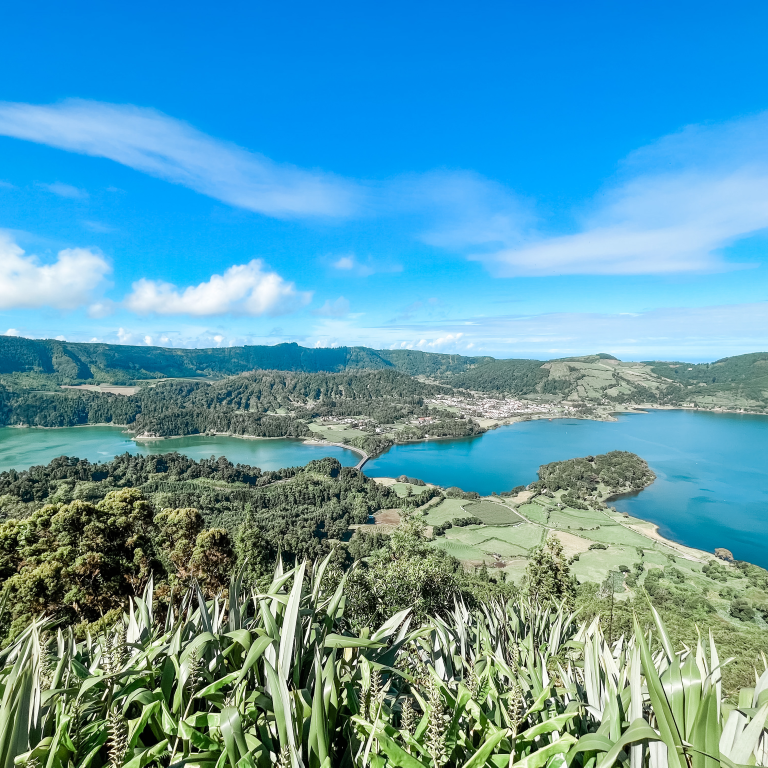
[463,500,523,525]
[307,423,367,443]
[418,487,725,591]
[424,498,476,525]
[361,448,768,630]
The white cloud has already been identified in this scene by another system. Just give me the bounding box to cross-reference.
[0,233,111,310]
[88,300,115,318]
[39,181,87,199]
[82,220,115,233]
[415,333,465,350]
[313,296,350,318]
[472,113,768,276]
[404,170,533,251]
[4,328,20,336]
[0,99,358,219]
[333,256,356,270]
[125,260,311,316]
[372,301,768,359]
[7,101,768,278]
[329,254,401,276]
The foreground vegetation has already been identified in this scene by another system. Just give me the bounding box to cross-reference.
[2,449,768,699]
[4,554,768,768]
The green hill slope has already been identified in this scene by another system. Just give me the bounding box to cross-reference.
[647,353,768,409]
[2,336,768,411]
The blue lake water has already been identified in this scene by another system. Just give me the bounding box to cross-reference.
[1,411,767,567]
[365,410,768,567]
[0,426,359,473]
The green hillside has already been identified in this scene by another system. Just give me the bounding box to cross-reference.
[648,352,768,409]
[2,336,768,411]
[0,337,395,382]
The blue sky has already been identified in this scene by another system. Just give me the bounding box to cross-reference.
[2,1,768,361]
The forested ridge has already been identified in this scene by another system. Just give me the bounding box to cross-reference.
[533,451,656,496]
[0,453,400,635]
[0,336,487,383]
[2,336,768,411]
[0,369,486,451]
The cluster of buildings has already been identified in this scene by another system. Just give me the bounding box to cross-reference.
[426,395,559,420]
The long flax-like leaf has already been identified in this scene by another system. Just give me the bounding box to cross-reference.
[633,615,685,768]
[689,686,721,768]
[278,561,306,684]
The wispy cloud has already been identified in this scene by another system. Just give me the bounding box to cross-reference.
[5,100,768,278]
[82,220,115,233]
[0,233,111,310]
[0,99,359,218]
[370,301,768,359]
[330,253,401,276]
[332,255,356,270]
[125,260,312,316]
[38,181,87,199]
[312,296,350,318]
[470,113,768,276]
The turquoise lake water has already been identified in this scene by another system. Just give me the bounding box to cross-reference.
[1,411,767,566]
[365,410,768,568]
[0,426,359,472]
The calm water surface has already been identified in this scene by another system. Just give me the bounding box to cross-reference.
[0,426,359,472]
[365,410,768,567]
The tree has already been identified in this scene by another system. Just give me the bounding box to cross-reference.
[345,511,460,628]
[191,528,235,596]
[525,535,577,609]
[0,488,162,639]
[155,507,205,584]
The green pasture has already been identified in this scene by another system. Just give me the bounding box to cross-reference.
[475,538,531,558]
[425,498,474,525]
[574,523,652,548]
[391,482,430,497]
[432,538,488,562]
[307,423,367,442]
[517,503,550,524]
[463,500,523,525]
[545,508,607,530]
[446,523,544,551]
[571,545,641,583]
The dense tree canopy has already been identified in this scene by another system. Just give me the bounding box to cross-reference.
[533,450,655,496]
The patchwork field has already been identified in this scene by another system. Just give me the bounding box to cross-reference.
[424,498,475,525]
[463,500,523,525]
[307,423,367,443]
[415,488,719,588]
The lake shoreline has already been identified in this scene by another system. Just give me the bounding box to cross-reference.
[4,411,767,567]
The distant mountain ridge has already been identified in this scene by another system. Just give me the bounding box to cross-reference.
[1,336,767,411]
[0,336,491,382]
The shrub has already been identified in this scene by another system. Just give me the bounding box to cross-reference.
[445,486,480,499]
[730,597,755,622]
[451,515,483,527]
[588,542,608,550]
